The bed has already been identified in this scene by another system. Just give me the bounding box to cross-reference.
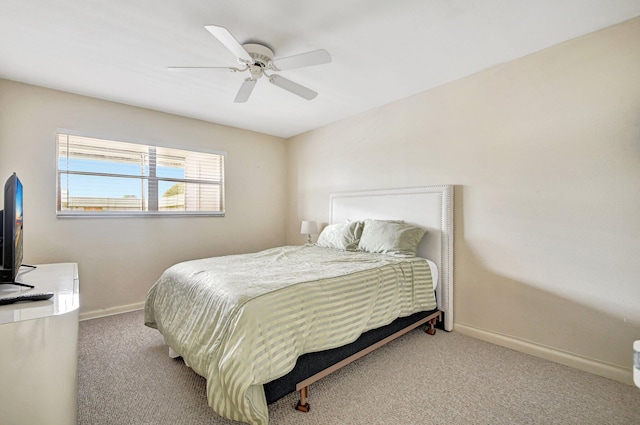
[144,185,454,425]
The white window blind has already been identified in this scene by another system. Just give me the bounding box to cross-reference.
[56,133,225,217]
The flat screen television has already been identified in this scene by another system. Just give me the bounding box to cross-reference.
[0,173,33,288]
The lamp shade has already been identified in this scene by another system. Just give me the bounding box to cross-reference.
[300,221,318,235]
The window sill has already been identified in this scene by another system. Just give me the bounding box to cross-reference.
[56,211,225,218]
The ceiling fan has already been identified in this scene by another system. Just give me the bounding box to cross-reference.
[169,25,331,103]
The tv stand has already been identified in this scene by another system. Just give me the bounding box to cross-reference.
[0,264,38,288]
[0,263,79,425]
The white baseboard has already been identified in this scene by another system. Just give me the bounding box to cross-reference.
[80,301,145,321]
[454,323,633,386]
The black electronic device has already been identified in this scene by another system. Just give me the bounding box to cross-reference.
[0,292,54,305]
[0,173,33,288]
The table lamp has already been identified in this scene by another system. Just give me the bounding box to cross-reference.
[300,221,318,244]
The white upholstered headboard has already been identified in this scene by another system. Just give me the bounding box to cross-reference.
[330,186,454,331]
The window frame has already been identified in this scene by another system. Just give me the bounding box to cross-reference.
[55,130,226,218]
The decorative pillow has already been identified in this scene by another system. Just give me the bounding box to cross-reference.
[358,219,425,257]
[316,221,364,251]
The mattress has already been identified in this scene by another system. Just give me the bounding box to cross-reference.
[144,245,436,425]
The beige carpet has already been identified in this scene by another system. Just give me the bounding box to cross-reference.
[78,310,640,424]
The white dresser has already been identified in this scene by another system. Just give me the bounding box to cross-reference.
[0,263,79,425]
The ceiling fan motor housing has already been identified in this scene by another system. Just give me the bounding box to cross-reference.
[242,43,274,67]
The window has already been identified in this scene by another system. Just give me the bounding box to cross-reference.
[56,133,225,217]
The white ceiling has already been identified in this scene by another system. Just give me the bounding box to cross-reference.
[1,1,639,138]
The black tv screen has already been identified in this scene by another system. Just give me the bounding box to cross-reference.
[1,173,23,284]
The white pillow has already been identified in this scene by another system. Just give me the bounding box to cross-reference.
[316,221,364,251]
[358,219,425,257]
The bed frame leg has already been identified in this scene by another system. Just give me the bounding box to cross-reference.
[295,386,310,413]
[425,312,442,335]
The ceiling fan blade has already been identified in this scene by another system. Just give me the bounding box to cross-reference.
[234,78,257,103]
[167,66,239,72]
[269,74,317,100]
[271,49,331,71]
[205,25,252,63]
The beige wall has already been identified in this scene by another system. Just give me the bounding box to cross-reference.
[286,18,640,381]
[0,80,288,316]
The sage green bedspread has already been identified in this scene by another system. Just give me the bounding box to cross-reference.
[144,245,435,425]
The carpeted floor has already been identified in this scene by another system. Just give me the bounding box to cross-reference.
[78,310,640,424]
